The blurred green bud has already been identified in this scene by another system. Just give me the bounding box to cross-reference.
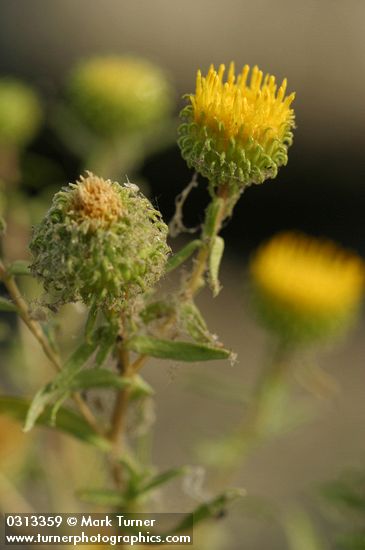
[30,172,170,310]
[68,56,173,136]
[0,79,42,147]
[0,215,6,236]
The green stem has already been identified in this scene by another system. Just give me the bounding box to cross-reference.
[183,184,231,299]
[0,259,103,436]
[106,183,237,487]
[238,340,292,458]
[108,336,135,488]
[212,340,294,481]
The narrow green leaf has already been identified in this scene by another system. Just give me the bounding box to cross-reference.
[94,326,118,367]
[179,301,212,344]
[0,296,17,312]
[64,369,153,397]
[25,332,103,431]
[321,473,365,512]
[166,240,202,273]
[24,383,58,432]
[68,369,133,391]
[59,336,101,383]
[140,467,188,495]
[7,260,30,277]
[168,489,245,535]
[0,396,110,451]
[209,235,224,297]
[77,489,125,507]
[126,336,230,362]
[84,305,98,341]
[202,198,225,239]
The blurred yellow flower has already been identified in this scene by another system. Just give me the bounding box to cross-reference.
[0,414,28,469]
[179,63,295,191]
[249,232,365,343]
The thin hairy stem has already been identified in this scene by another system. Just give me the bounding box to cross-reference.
[107,183,233,486]
[184,183,230,299]
[0,260,103,435]
[213,340,293,490]
[108,338,134,487]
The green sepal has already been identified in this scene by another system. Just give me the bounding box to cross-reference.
[126,335,230,362]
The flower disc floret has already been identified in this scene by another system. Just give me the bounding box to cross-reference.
[249,232,365,343]
[30,173,170,309]
[178,63,295,192]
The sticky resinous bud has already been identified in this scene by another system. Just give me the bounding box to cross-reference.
[30,172,170,310]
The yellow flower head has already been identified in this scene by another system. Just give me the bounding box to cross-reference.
[178,63,295,193]
[68,55,173,136]
[249,232,365,343]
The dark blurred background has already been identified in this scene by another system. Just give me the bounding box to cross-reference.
[0,0,364,257]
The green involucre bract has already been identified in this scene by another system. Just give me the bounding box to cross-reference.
[178,104,293,193]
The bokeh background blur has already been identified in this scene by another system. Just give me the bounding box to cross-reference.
[1,0,365,253]
[0,1,364,549]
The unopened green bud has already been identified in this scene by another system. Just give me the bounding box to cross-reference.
[68,56,173,136]
[0,79,42,147]
[30,173,170,310]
